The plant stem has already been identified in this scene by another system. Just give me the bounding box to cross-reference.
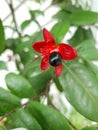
[4,0,27,22]
[32,55,42,63]
[5,0,21,37]
[65,117,79,130]
[0,92,45,122]
[45,71,55,105]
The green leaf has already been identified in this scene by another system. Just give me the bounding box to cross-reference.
[76,39,98,60]
[35,0,41,3]
[52,0,66,4]
[6,38,20,52]
[0,19,5,54]
[0,87,20,115]
[53,10,70,21]
[84,60,98,79]
[70,11,98,25]
[27,101,73,130]
[21,20,31,30]
[52,5,82,22]
[24,60,52,94]
[51,21,70,43]
[68,27,94,47]
[11,108,42,130]
[16,30,43,64]
[29,10,44,19]
[59,61,98,122]
[0,126,6,130]
[16,30,43,53]
[82,126,98,130]
[5,73,36,98]
[29,72,52,94]
[15,40,35,66]
[62,4,82,13]
[0,61,7,70]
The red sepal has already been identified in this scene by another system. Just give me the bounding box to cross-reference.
[41,56,50,70]
[54,64,62,76]
[43,28,55,43]
[32,41,50,55]
[58,43,78,60]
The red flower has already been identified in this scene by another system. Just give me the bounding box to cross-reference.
[32,28,78,76]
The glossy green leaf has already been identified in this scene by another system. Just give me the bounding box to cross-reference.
[5,73,36,98]
[0,87,20,115]
[51,21,70,43]
[84,60,98,79]
[24,60,52,94]
[53,3,82,19]
[0,61,7,70]
[77,39,98,60]
[27,101,73,130]
[68,27,94,47]
[62,4,82,13]
[82,126,98,130]
[70,11,98,25]
[59,61,98,122]
[53,10,70,22]
[21,20,31,30]
[11,108,42,130]
[0,19,5,54]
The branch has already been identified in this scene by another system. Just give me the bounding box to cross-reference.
[0,92,45,122]
[65,118,79,130]
[4,0,27,22]
[45,71,55,104]
[5,0,21,37]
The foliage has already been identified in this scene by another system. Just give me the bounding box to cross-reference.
[0,0,98,129]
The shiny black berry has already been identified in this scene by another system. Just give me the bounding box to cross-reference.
[49,52,62,66]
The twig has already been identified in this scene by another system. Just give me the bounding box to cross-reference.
[0,92,45,122]
[65,117,79,130]
[32,55,42,63]
[5,0,21,37]
[45,71,55,104]
[4,0,52,22]
[4,0,27,22]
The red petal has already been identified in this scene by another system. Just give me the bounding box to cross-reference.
[32,29,56,55]
[54,64,62,76]
[43,28,56,44]
[32,41,50,55]
[41,56,50,70]
[58,43,78,60]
